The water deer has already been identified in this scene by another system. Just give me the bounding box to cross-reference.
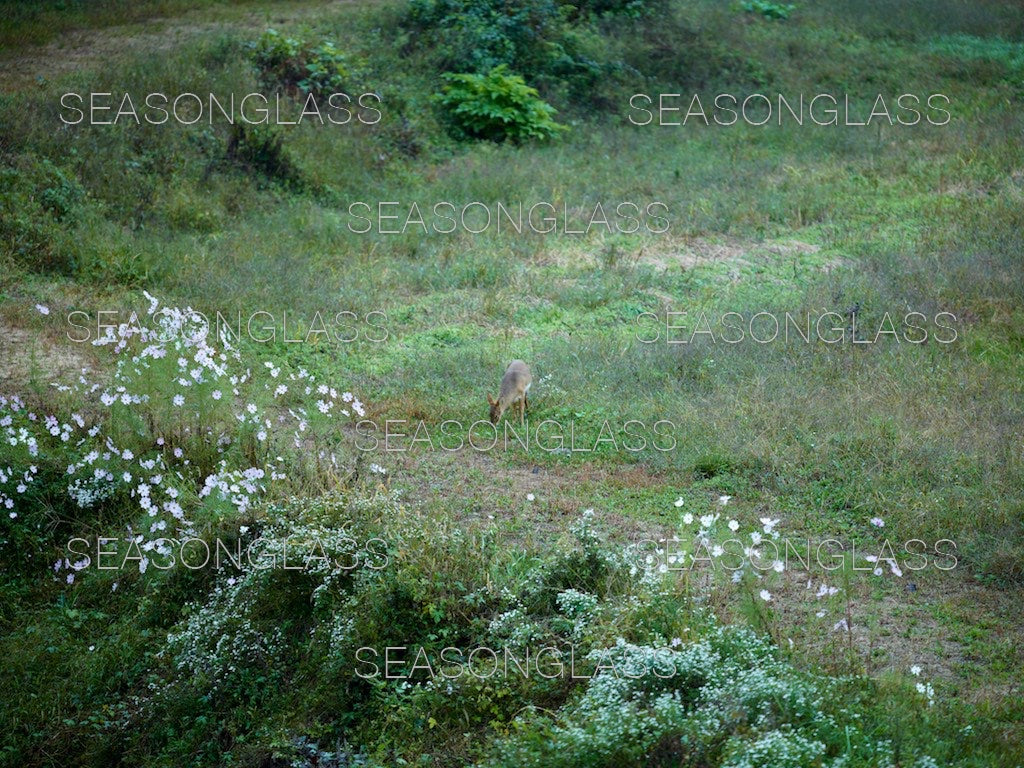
[488,360,532,425]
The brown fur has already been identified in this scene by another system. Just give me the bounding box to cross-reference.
[488,360,532,424]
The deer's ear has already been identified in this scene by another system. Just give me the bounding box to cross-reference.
[487,394,495,406]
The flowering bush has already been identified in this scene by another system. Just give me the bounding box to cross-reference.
[165,506,384,700]
[482,627,867,767]
[1,475,957,767]
[0,294,364,581]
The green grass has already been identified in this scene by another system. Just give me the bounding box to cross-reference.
[0,0,323,49]
[1,0,1023,764]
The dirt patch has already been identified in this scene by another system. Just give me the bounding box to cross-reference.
[630,235,831,276]
[533,235,828,275]
[0,314,92,393]
[638,236,755,271]
[383,448,675,546]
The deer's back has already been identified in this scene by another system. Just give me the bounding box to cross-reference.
[500,360,531,399]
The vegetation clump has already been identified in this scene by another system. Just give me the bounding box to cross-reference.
[251,28,350,97]
[437,66,567,143]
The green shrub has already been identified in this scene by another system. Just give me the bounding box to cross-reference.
[225,123,303,187]
[437,65,567,143]
[407,0,572,75]
[0,156,84,273]
[741,0,795,20]
[251,28,350,96]
[571,0,653,19]
[481,628,849,767]
[404,0,630,106]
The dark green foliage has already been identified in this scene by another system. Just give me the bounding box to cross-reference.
[742,0,796,20]
[404,0,633,108]
[570,0,653,19]
[0,156,84,273]
[225,123,303,187]
[407,0,577,75]
[692,452,738,479]
[437,66,567,143]
[250,28,350,97]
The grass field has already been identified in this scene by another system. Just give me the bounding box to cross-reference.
[1,0,1023,765]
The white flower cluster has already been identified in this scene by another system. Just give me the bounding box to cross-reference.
[568,508,604,552]
[492,626,914,767]
[910,664,935,707]
[556,588,600,641]
[165,574,285,692]
[199,463,273,515]
[3,294,362,574]
[67,475,118,508]
[167,515,372,692]
[0,396,41,518]
[718,728,826,768]
[487,606,546,646]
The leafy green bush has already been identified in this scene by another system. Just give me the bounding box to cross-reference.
[741,0,795,20]
[405,0,629,106]
[251,28,350,96]
[437,65,567,143]
[407,0,574,75]
[225,123,303,187]
[0,293,365,592]
[571,0,652,19]
[0,156,84,273]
